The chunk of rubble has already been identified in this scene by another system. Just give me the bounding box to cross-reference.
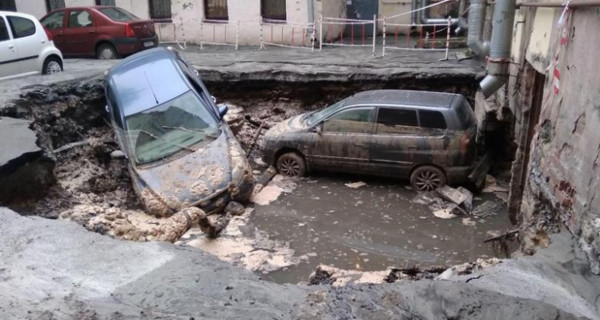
[482,174,508,193]
[345,181,367,189]
[436,185,468,205]
[308,264,389,286]
[225,201,245,216]
[436,258,502,280]
[0,117,55,204]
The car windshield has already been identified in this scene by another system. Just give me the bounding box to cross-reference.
[125,91,219,165]
[99,7,140,21]
[306,99,347,125]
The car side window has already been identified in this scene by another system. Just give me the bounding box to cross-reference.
[42,12,65,30]
[375,107,421,135]
[68,10,93,28]
[0,18,10,42]
[7,16,36,39]
[418,110,447,129]
[323,107,374,133]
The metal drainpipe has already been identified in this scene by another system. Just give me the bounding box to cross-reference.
[480,0,517,98]
[467,0,490,57]
[411,0,418,24]
[455,0,468,34]
[307,0,315,24]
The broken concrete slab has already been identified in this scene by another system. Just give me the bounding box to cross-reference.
[0,207,594,319]
[0,117,55,204]
[436,185,468,205]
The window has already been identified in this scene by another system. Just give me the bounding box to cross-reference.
[41,12,65,30]
[418,110,447,129]
[0,0,16,12]
[323,107,374,133]
[7,16,36,39]
[376,108,419,134]
[68,10,93,28]
[46,0,65,12]
[0,18,9,41]
[95,0,116,5]
[99,7,139,22]
[204,0,228,20]
[149,0,172,21]
[261,0,286,21]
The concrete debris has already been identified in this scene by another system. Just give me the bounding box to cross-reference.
[345,181,367,189]
[250,174,297,206]
[225,201,245,216]
[482,174,509,193]
[433,208,458,219]
[436,185,468,205]
[199,213,231,238]
[0,117,55,204]
[437,258,502,280]
[457,186,473,211]
[309,264,389,286]
[462,217,477,226]
[180,208,302,274]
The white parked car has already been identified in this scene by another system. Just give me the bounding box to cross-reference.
[0,11,63,80]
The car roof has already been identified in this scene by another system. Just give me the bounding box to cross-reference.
[344,90,459,109]
[106,47,190,117]
[0,11,38,20]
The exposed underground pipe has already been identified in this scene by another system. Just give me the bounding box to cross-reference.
[479,0,517,98]
[467,0,490,57]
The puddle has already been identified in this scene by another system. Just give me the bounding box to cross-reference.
[252,174,513,284]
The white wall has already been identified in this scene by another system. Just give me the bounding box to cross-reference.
[115,0,150,19]
[16,0,48,19]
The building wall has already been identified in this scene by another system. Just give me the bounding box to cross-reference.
[498,5,600,273]
[379,0,411,33]
[16,0,48,19]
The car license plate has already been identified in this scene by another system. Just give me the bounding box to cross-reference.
[144,41,154,47]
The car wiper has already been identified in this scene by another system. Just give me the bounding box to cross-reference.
[138,130,195,152]
[162,125,220,138]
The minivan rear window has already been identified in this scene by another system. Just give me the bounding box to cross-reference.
[418,110,447,129]
[455,99,476,130]
[99,7,139,21]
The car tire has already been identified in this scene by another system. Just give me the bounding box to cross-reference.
[410,165,447,192]
[276,152,306,177]
[96,43,118,60]
[42,56,63,75]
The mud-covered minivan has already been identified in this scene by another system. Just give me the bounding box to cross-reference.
[105,47,254,216]
[260,90,478,191]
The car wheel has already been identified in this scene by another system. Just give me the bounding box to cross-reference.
[42,56,62,75]
[276,152,306,177]
[410,165,447,192]
[96,43,118,60]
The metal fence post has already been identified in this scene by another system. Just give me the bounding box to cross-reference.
[382,17,386,57]
[372,14,377,56]
[319,14,323,52]
[444,17,451,60]
[260,22,264,50]
[235,20,239,50]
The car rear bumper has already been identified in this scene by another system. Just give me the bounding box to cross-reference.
[112,35,159,56]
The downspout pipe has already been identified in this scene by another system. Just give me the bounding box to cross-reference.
[467,0,490,57]
[480,0,517,98]
[307,0,314,24]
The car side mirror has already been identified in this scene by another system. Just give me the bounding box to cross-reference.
[218,104,228,118]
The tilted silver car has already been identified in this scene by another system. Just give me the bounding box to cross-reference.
[260,90,478,191]
[105,47,254,216]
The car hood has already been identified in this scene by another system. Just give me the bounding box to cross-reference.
[265,113,309,138]
[131,132,234,214]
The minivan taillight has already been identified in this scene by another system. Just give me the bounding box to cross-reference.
[460,131,471,156]
[125,23,135,37]
[43,26,53,41]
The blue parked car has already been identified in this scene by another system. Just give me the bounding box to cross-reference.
[104,47,254,216]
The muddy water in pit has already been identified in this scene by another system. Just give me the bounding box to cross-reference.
[252,174,513,284]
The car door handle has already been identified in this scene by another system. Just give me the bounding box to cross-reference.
[88,31,96,34]
[8,45,13,49]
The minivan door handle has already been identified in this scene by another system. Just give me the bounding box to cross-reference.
[8,45,14,49]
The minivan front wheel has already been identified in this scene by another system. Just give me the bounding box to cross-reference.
[276,152,306,177]
[410,165,447,191]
